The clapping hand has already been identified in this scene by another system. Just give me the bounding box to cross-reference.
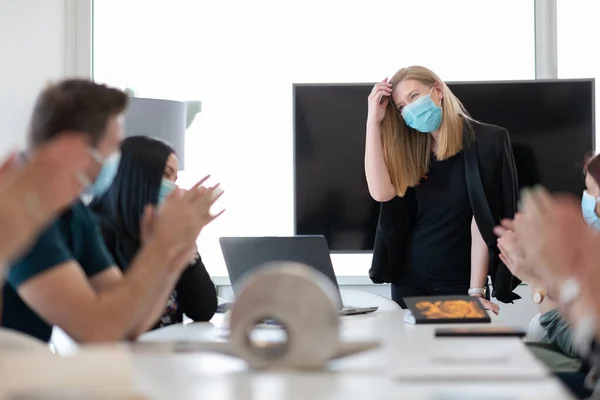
[143,176,224,274]
[494,215,544,286]
[26,133,96,212]
[0,134,94,262]
[514,187,587,283]
[503,185,600,327]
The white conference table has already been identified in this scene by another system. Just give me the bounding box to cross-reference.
[135,304,576,400]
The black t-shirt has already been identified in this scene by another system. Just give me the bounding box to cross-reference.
[406,151,473,282]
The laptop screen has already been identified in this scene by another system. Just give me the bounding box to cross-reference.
[219,235,343,309]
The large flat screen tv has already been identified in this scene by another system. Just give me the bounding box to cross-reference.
[294,80,595,252]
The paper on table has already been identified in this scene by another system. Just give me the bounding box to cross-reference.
[395,351,548,381]
[215,309,284,339]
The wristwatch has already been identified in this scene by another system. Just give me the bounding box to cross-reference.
[532,289,547,304]
[468,287,486,296]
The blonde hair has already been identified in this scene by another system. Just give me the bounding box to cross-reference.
[381,66,472,196]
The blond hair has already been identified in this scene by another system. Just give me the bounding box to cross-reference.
[381,66,472,196]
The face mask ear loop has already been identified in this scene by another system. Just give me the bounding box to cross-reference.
[431,85,442,106]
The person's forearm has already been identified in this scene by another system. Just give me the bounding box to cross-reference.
[539,300,558,315]
[75,242,175,342]
[117,242,184,340]
[470,218,489,290]
[529,278,560,314]
[566,299,590,327]
[127,272,179,337]
[128,250,204,336]
[536,293,558,315]
[365,121,395,202]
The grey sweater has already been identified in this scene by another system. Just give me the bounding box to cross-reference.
[539,309,580,359]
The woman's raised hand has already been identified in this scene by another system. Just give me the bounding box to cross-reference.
[150,176,224,271]
[367,78,393,125]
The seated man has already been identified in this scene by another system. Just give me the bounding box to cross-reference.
[2,79,222,343]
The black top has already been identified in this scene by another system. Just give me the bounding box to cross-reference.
[94,214,218,329]
[152,254,218,329]
[370,120,521,303]
[406,152,472,282]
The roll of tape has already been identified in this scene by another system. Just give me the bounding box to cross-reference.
[229,261,341,369]
[135,262,380,369]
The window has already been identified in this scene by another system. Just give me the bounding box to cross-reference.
[94,0,535,276]
[557,1,599,146]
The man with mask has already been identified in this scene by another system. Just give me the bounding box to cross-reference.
[2,79,222,343]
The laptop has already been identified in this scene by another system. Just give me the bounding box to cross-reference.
[219,235,378,316]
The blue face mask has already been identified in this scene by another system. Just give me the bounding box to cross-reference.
[582,190,600,230]
[401,87,443,133]
[83,151,121,198]
[157,179,177,204]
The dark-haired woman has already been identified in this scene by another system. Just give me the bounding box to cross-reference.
[89,136,217,329]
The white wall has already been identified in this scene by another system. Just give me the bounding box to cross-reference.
[0,0,90,158]
[0,0,92,352]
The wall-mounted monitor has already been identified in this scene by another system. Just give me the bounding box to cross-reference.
[293,79,595,252]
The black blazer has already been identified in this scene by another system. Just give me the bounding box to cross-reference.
[368,119,521,303]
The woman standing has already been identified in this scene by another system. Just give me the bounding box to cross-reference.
[89,136,217,329]
[366,66,519,310]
